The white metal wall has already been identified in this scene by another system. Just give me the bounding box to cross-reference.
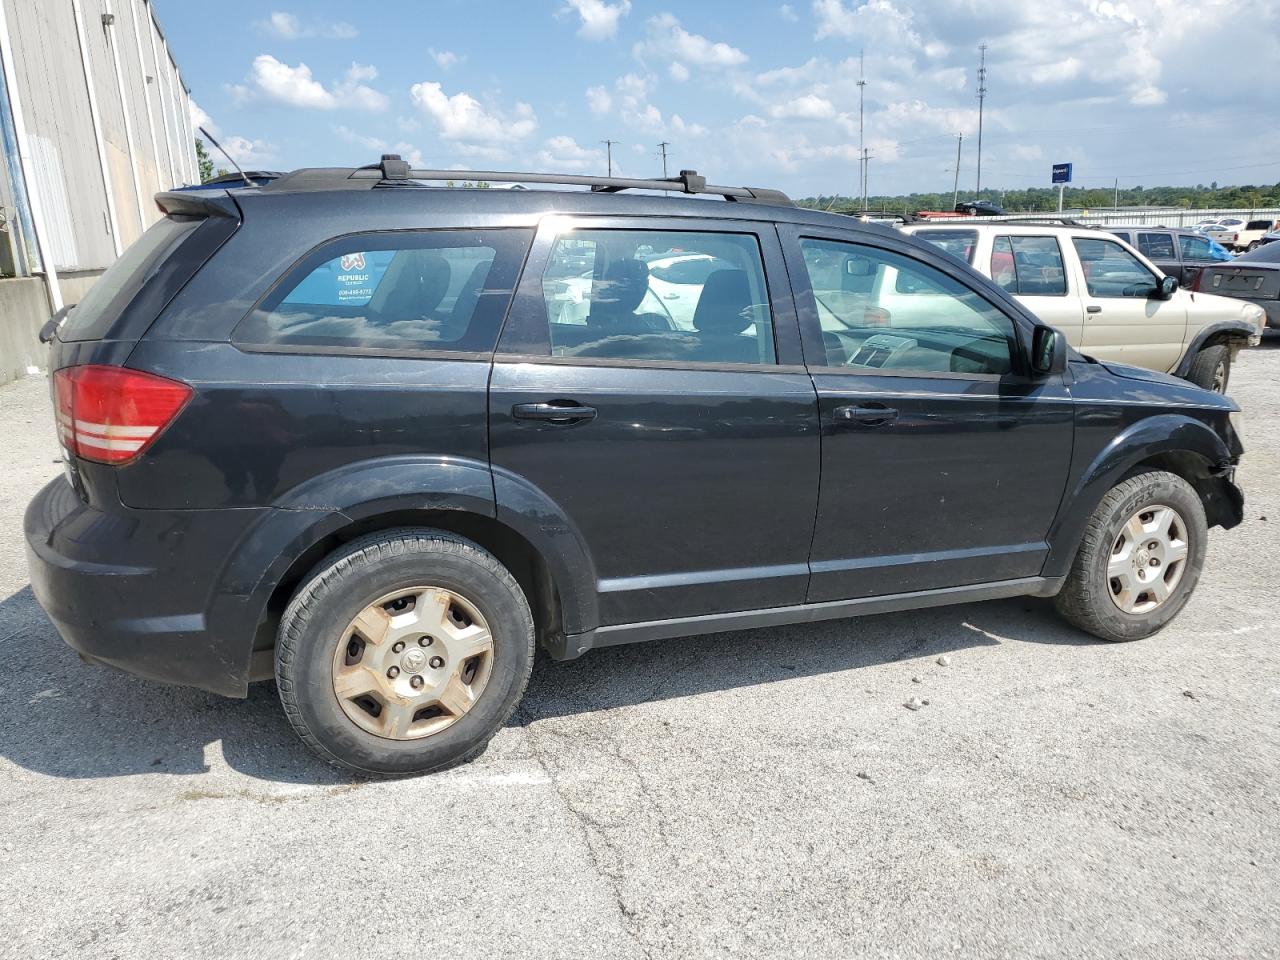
[0,0,195,275]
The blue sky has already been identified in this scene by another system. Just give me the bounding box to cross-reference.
[158,0,1280,198]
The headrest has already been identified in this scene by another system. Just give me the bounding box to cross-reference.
[590,259,651,316]
[692,269,753,335]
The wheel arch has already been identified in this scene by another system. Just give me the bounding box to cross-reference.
[1173,319,1256,377]
[208,455,600,688]
[1043,414,1242,578]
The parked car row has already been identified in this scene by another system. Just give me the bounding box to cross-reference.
[1197,217,1279,252]
[903,221,1264,393]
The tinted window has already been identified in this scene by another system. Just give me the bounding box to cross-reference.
[1246,220,1273,231]
[1072,237,1159,298]
[61,216,198,342]
[990,235,1067,296]
[648,256,729,285]
[800,237,1017,376]
[1111,232,1131,244]
[540,230,776,365]
[911,229,978,263]
[1137,233,1176,261]
[236,229,531,353]
[1179,234,1233,262]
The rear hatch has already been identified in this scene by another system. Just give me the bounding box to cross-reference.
[1197,262,1280,301]
[45,191,241,500]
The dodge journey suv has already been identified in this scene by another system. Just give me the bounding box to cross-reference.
[26,157,1245,776]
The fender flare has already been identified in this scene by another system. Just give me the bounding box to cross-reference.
[1173,319,1257,377]
[206,455,599,685]
[1042,414,1234,577]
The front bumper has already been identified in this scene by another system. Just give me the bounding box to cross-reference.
[24,477,265,697]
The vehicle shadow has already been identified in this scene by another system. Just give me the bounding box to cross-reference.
[0,583,1094,785]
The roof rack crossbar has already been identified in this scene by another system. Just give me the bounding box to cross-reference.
[270,155,792,205]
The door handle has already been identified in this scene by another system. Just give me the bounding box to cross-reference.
[1086,305,1102,314]
[512,401,597,423]
[833,404,898,426]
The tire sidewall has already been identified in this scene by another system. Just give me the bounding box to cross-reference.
[278,540,532,776]
[1083,475,1207,640]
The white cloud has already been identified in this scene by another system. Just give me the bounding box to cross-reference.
[634,14,747,69]
[334,126,389,151]
[429,48,465,71]
[770,94,836,120]
[223,135,277,166]
[234,56,388,111]
[779,4,799,21]
[586,85,613,114]
[189,99,217,137]
[409,82,537,142]
[537,134,605,171]
[669,62,690,82]
[257,12,357,40]
[1130,84,1167,106]
[393,141,427,167]
[562,0,631,40]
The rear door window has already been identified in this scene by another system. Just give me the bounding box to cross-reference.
[1137,232,1176,261]
[235,229,532,354]
[911,229,978,263]
[535,229,777,365]
[59,216,199,341]
[989,236,1067,296]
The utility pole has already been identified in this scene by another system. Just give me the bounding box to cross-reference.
[1113,177,1119,211]
[862,149,872,208]
[975,43,987,196]
[601,139,619,177]
[952,133,963,209]
[657,141,671,178]
[857,49,867,210]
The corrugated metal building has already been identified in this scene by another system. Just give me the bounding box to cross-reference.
[0,0,195,384]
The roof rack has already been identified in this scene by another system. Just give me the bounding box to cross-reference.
[991,216,1098,228]
[263,155,793,206]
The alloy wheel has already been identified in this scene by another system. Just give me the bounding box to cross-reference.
[330,586,494,739]
[1107,504,1189,615]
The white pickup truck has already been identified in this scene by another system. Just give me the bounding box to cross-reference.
[902,222,1265,393]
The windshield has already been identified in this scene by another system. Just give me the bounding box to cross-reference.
[59,216,199,342]
[911,229,978,263]
[1237,241,1280,264]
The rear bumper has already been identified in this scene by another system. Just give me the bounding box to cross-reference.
[24,477,265,697]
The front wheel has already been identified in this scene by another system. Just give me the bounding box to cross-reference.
[1054,470,1207,642]
[276,529,535,777]
[1187,343,1230,393]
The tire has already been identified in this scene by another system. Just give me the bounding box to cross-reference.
[1247,241,1260,252]
[276,529,535,777]
[1054,469,1207,643]
[1186,343,1230,393]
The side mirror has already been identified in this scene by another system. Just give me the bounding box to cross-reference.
[1030,324,1066,377]
[1157,275,1179,299]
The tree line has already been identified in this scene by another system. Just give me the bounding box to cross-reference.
[800,182,1280,214]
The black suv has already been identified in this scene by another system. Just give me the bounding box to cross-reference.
[25,157,1245,776]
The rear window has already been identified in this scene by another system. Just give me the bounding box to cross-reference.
[1137,233,1176,260]
[235,229,532,355]
[911,229,978,263]
[59,216,198,342]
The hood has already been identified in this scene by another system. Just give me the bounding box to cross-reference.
[1098,360,1188,388]
[1097,359,1239,411]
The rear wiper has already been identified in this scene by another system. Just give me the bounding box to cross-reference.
[39,304,74,344]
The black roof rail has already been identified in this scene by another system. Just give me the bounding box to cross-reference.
[263,155,793,206]
[991,216,1099,228]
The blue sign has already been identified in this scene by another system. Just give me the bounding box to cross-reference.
[1052,163,1072,184]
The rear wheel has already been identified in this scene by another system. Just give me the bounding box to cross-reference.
[1187,343,1230,393]
[276,529,534,777]
[1054,470,1207,642]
